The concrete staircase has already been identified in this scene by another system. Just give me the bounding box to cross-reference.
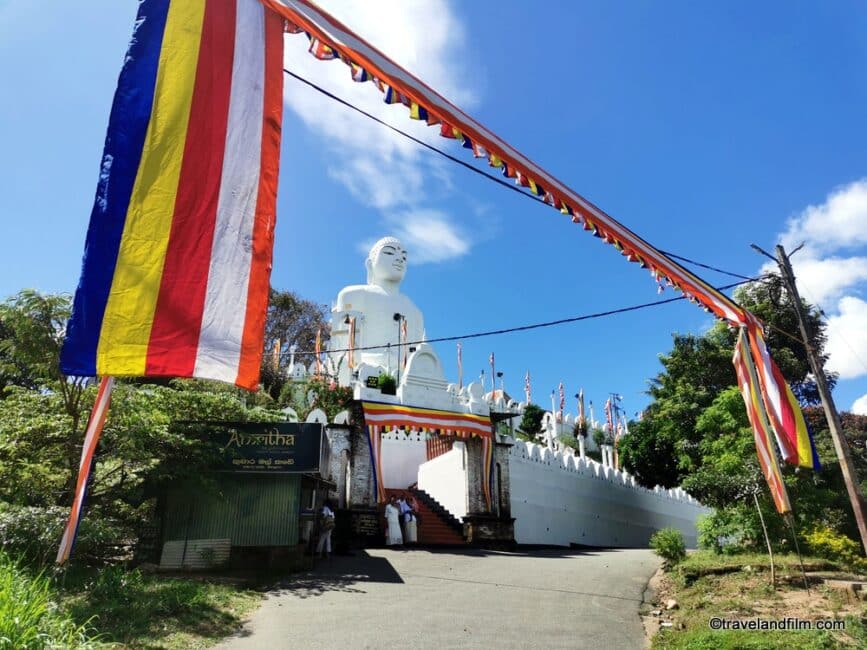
[384,488,465,545]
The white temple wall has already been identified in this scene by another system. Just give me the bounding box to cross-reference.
[417,442,468,520]
[380,430,428,490]
[509,441,709,548]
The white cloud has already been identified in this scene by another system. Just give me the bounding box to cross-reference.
[770,178,867,305]
[781,255,867,306]
[825,296,867,380]
[767,178,867,382]
[780,179,867,254]
[282,0,477,228]
[357,209,470,265]
[395,210,470,263]
[853,394,867,415]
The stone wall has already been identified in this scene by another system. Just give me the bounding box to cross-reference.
[509,440,709,548]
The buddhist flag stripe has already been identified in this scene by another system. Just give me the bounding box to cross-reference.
[60,0,283,390]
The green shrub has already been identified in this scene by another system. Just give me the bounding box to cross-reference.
[804,526,866,574]
[650,527,687,565]
[377,374,397,394]
[0,552,100,649]
[557,434,580,451]
[0,503,120,565]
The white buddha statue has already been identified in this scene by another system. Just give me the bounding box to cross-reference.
[332,237,426,375]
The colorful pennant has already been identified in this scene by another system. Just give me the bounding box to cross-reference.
[733,329,792,514]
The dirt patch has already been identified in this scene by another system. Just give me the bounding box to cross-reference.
[644,560,867,648]
[641,567,672,648]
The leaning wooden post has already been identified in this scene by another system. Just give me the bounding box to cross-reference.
[753,491,776,589]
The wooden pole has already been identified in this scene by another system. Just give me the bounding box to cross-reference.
[784,513,811,593]
[753,491,776,589]
[769,244,867,555]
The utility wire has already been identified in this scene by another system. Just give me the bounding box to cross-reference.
[657,251,752,281]
[284,278,758,357]
[283,67,536,203]
[283,67,754,282]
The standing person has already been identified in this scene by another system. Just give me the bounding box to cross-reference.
[384,495,403,546]
[397,494,410,538]
[402,494,418,544]
[316,500,336,559]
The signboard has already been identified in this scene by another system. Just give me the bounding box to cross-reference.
[206,422,326,474]
[365,375,380,388]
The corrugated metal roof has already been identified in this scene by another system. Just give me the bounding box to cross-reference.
[164,474,300,547]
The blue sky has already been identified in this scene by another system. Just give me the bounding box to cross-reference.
[1,0,866,418]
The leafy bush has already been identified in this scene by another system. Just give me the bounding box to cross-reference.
[650,527,687,565]
[0,503,121,565]
[804,526,866,574]
[377,373,397,394]
[696,510,759,555]
[557,434,580,451]
[0,552,100,649]
[517,404,544,438]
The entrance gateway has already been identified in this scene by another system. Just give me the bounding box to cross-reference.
[156,236,706,568]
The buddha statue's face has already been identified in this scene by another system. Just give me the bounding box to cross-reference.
[368,238,407,285]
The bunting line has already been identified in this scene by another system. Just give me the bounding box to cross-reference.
[264,0,819,477]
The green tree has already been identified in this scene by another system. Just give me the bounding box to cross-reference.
[260,288,329,399]
[0,379,282,561]
[734,274,834,405]
[517,403,545,441]
[619,274,832,488]
[0,291,89,499]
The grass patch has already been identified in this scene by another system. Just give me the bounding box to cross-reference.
[676,551,841,585]
[1,552,263,649]
[0,552,101,649]
[59,566,262,649]
[649,551,866,649]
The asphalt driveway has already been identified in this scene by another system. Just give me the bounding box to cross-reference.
[217,547,659,649]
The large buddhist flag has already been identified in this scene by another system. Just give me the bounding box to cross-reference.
[60,0,284,390]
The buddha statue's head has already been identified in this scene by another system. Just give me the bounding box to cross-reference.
[366,236,408,286]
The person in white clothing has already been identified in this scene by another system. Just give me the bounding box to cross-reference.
[316,500,336,558]
[384,496,403,546]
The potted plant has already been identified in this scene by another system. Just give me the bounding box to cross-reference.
[377,373,397,395]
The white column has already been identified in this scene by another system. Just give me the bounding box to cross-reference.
[578,435,586,459]
[546,417,555,450]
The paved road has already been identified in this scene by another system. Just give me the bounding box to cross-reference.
[218,548,659,650]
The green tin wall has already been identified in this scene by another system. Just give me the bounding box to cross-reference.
[164,474,300,546]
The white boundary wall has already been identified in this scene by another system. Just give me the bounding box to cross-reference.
[380,430,428,490]
[510,440,709,547]
[417,441,468,520]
